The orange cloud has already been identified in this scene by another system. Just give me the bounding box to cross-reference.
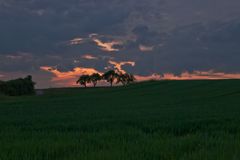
[40,66,102,87]
[135,70,240,82]
[40,66,240,87]
[161,70,240,80]
[108,60,135,73]
[82,54,98,60]
[93,38,123,52]
[68,34,126,52]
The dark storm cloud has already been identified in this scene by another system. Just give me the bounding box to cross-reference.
[0,0,240,87]
[0,0,132,54]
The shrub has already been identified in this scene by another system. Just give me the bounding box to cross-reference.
[0,75,36,96]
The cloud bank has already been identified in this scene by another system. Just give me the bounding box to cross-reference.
[0,0,240,88]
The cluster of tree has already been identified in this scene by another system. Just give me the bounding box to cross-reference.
[76,70,135,88]
[0,75,36,96]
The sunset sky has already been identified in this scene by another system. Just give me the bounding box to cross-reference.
[0,0,240,88]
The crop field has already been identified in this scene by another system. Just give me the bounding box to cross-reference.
[0,80,240,160]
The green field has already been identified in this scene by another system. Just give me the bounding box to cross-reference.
[0,80,240,160]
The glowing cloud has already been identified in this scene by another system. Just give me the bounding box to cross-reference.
[93,38,123,52]
[40,66,102,87]
[82,54,98,60]
[139,44,154,52]
[135,74,161,81]
[68,34,125,52]
[135,70,240,82]
[108,60,136,73]
[40,65,240,87]
[161,70,240,80]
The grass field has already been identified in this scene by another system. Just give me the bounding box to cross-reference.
[0,80,240,160]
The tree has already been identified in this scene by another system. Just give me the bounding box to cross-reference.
[0,75,36,96]
[116,72,127,86]
[116,73,136,86]
[125,73,135,85]
[102,70,117,87]
[76,75,91,88]
[90,73,102,87]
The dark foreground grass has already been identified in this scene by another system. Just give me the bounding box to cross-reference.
[0,80,240,160]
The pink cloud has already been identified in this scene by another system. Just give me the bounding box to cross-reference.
[40,66,103,87]
[135,70,240,82]
[82,54,98,60]
[161,70,240,80]
[135,73,161,81]
[40,66,240,87]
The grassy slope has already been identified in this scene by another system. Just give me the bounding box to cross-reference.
[0,80,240,160]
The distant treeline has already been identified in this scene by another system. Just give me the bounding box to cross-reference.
[76,70,135,87]
[0,76,36,96]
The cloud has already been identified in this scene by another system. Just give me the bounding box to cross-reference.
[5,52,33,60]
[0,52,35,72]
[40,66,102,87]
[108,60,135,73]
[135,70,240,82]
[1,0,240,88]
[40,65,240,87]
[92,38,123,52]
[161,70,240,80]
[81,54,98,60]
[5,55,23,60]
[135,73,161,81]
[69,38,84,45]
[67,34,125,53]
[139,44,154,52]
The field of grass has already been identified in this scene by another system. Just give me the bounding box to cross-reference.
[0,80,240,160]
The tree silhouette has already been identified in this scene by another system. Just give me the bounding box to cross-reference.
[116,72,135,86]
[0,75,36,96]
[116,72,127,86]
[90,73,102,87]
[125,73,135,85]
[76,75,91,88]
[76,70,135,88]
[103,70,117,87]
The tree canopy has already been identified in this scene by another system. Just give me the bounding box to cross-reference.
[0,75,36,96]
[76,75,91,88]
[76,70,136,88]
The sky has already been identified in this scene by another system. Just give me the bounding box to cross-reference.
[0,0,240,88]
